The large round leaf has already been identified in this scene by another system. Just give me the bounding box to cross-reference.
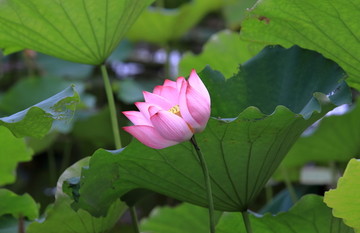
[239,0,360,90]
[0,0,153,64]
[68,46,351,216]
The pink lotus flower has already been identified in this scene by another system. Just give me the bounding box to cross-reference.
[123,69,211,149]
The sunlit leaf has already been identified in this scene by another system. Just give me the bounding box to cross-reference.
[324,159,360,232]
[179,30,263,77]
[0,127,33,186]
[27,157,127,233]
[216,195,354,233]
[126,0,222,45]
[0,85,79,138]
[0,189,39,220]
[71,46,350,216]
[0,0,154,64]
[141,203,222,233]
[240,0,360,89]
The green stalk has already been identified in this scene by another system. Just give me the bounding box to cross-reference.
[100,64,122,149]
[281,168,298,204]
[241,211,253,233]
[129,206,140,233]
[18,215,25,233]
[100,64,141,231]
[190,136,215,233]
[329,161,338,188]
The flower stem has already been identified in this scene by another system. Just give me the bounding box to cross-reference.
[190,136,215,233]
[18,214,25,233]
[100,64,141,231]
[100,64,122,149]
[281,168,298,204]
[129,206,140,233]
[241,211,253,233]
[329,161,338,188]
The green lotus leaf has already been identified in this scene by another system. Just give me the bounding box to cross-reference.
[0,0,153,64]
[324,159,360,232]
[27,157,127,233]
[0,85,79,138]
[126,0,222,45]
[68,46,351,217]
[216,195,354,233]
[239,0,360,90]
[0,126,33,186]
[0,189,39,220]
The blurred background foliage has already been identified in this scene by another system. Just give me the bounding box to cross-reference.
[0,0,358,232]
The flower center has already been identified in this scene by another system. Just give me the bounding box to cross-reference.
[168,104,195,133]
[168,105,181,117]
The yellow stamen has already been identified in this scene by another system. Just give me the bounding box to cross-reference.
[168,104,195,133]
[168,105,181,117]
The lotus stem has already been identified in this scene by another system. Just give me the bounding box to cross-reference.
[242,211,253,233]
[100,64,122,149]
[129,206,140,233]
[18,215,25,233]
[281,168,298,204]
[190,136,215,233]
[101,64,141,232]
